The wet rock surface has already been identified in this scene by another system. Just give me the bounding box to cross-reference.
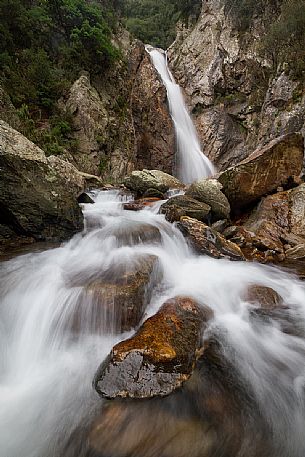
[0,120,84,246]
[178,217,245,261]
[80,255,159,333]
[218,134,304,213]
[185,179,230,221]
[123,197,162,212]
[111,221,162,246]
[94,297,211,398]
[242,285,284,310]
[124,169,184,196]
[159,195,211,223]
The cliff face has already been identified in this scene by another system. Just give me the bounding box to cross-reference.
[0,31,175,184]
[168,0,305,171]
[58,33,175,181]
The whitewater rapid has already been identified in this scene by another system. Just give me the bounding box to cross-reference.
[146,47,215,184]
[1,190,305,456]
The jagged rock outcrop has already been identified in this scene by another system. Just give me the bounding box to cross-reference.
[0,121,84,249]
[223,182,305,262]
[0,85,20,130]
[130,43,176,174]
[159,195,211,223]
[59,73,110,176]
[57,39,175,182]
[94,296,210,399]
[178,216,245,261]
[218,133,304,212]
[168,1,305,170]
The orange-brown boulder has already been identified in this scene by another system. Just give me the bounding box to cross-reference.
[93,297,212,399]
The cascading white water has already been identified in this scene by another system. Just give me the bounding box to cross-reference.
[1,190,305,457]
[146,46,215,184]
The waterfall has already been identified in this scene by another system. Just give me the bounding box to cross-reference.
[146,46,215,184]
[1,190,305,457]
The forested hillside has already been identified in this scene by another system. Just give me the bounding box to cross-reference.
[0,0,122,154]
[122,0,202,49]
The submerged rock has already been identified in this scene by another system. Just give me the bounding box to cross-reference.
[185,179,230,221]
[89,399,217,457]
[159,195,211,223]
[218,134,304,213]
[124,169,184,196]
[123,197,162,212]
[94,296,211,398]
[74,255,159,334]
[112,221,162,246]
[178,217,245,261]
[242,285,283,310]
[0,121,84,244]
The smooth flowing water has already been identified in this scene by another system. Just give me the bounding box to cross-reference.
[1,190,305,457]
[146,46,215,184]
[1,46,305,457]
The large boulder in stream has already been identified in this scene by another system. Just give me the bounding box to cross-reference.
[72,254,159,334]
[218,133,304,213]
[178,217,245,261]
[0,121,84,245]
[185,178,231,221]
[124,169,184,196]
[159,195,211,223]
[94,297,212,399]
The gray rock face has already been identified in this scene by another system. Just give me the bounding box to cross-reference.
[124,169,184,195]
[0,85,20,129]
[130,44,176,174]
[168,1,305,171]
[185,179,230,221]
[0,121,84,245]
[94,296,209,399]
[159,195,211,223]
[59,73,109,176]
[58,40,175,182]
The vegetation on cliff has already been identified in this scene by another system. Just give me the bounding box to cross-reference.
[0,0,121,153]
[224,0,305,77]
[122,0,202,49]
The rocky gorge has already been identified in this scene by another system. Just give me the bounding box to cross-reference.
[1,1,305,457]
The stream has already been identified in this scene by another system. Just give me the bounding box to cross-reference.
[1,49,305,457]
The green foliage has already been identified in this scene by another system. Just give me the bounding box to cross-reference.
[122,0,201,49]
[0,0,120,116]
[223,0,264,30]
[263,0,305,78]
[38,113,79,157]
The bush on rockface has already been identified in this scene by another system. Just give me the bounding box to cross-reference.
[122,0,202,49]
[263,0,305,78]
[0,0,121,159]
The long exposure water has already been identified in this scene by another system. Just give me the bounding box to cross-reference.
[1,45,305,457]
[1,190,305,456]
